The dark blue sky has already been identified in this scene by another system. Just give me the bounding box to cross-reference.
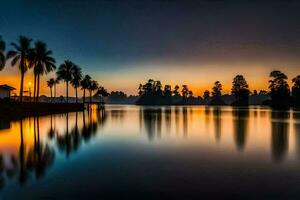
[1,0,300,94]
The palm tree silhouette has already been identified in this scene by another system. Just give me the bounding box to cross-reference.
[29,41,56,102]
[47,78,55,99]
[70,64,83,103]
[88,80,98,103]
[7,36,32,102]
[56,60,75,103]
[18,119,28,184]
[81,75,92,103]
[54,78,60,100]
[0,35,5,71]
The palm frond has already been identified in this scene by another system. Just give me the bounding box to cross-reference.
[11,54,20,66]
[0,53,5,71]
[6,50,18,60]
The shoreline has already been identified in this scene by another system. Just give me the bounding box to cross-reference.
[0,102,85,118]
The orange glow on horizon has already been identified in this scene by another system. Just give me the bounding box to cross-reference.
[0,62,298,97]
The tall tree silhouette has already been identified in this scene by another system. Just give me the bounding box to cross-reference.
[231,75,249,106]
[6,36,32,102]
[70,64,82,103]
[269,70,290,107]
[138,83,143,96]
[164,85,172,102]
[29,41,56,102]
[210,81,225,105]
[182,85,189,99]
[88,80,98,103]
[56,60,74,103]
[292,75,300,106]
[173,85,180,96]
[212,81,222,97]
[0,35,5,71]
[203,90,210,99]
[47,78,55,99]
[80,75,91,103]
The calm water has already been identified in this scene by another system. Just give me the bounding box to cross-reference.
[0,105,300,199]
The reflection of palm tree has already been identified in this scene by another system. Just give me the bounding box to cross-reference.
[271,110,289,162]
[56,113,72,157]
[18,119,27,184]
[70,112,81,152]
[81,111,92,141]
[47,114,57,139]
[232,109,249,151]
[27,117,55,179]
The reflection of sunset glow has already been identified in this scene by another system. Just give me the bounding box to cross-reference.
[0,106,299,165]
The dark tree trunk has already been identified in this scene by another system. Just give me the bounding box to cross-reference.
[83,89,85,103]
[37,73,40,102]
[76,87,78,103]
[33,72,37,101]
[66,81,69,103]
[20,71,24,102]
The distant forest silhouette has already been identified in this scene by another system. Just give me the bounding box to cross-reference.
[1,35,300,108]
[135,71,300,107]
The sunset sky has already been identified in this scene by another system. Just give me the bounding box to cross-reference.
[1,0,300,96]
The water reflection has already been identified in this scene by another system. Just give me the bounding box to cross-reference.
[233,108,249,151]
[294,111,300,160]
[0,108,106,190]
[1,106,300,197]
[271,110,289,162]
[213,107,222,142]
[141,108,162,140]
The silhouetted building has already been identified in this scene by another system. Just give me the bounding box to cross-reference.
[0,84,15,99]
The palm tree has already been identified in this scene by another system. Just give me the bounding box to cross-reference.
[54,78,60,99]
[80,75,92,103]
[7,36,32,102]
[0,35,5,71]
[56,60,74,103]
[70,64,82,103]
[47,78,55,99]
[88,80,98,103]
[29,41,56,102]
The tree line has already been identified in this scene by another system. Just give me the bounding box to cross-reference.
[137,71,300,107]
[0,35,108,103]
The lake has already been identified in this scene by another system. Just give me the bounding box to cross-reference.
[0,105,300,199]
